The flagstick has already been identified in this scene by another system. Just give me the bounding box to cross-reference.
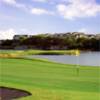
[75,50,80,76]
[76,55,79,76]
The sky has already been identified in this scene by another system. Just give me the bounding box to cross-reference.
[0,0,100,39]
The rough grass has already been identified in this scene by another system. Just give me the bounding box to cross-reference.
[0,49,80,57]
[0,58,100,100]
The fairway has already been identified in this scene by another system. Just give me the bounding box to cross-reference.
[0,58,100,100]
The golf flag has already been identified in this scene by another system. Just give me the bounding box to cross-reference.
[75,50,80,56]
[75,50,80,76]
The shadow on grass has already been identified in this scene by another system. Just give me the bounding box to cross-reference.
[0,86,32,100]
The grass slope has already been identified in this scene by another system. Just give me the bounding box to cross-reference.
[0,58,100,100]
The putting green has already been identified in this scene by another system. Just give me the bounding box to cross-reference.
[0,58,100,100]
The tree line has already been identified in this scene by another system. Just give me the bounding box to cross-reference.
[0,33,100,51]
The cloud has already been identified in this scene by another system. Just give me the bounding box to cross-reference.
[31,0,68,5]
[32,0,47,3]
[2,0,16,4]
[1,0,100,19]
[0,28,16,40]
[56,0,100,19]
[31,8,54,15]
[78,28,87,32]
[1,0,27,11]
[1,0,54,16]
[78,28,93,34]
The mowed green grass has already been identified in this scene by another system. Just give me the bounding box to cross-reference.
[0,58,100,100]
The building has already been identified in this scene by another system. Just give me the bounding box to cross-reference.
[13,35,32,40]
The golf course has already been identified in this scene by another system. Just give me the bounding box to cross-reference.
[0,50,100,100]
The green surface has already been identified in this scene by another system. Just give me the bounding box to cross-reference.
[0,58,100,100]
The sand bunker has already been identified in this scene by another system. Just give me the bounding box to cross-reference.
[0,86,31,100]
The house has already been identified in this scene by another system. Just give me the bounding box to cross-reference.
[13,35,33,40]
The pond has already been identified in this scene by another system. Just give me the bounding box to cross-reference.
[28,52,100,66]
